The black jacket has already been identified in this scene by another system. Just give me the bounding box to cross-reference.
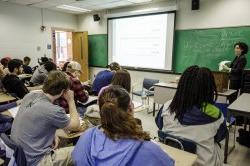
[2,74,29,99]
[229,55,247,81]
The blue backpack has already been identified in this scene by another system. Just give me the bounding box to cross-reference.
[155,105,164,130]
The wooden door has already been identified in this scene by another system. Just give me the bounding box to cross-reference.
[72,32,89,82]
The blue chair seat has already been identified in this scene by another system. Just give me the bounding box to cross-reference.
[158,130,197,154]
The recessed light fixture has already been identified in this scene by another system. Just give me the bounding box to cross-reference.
[56,5,91,13]
[132,8,159,13]
[128,0,152,3]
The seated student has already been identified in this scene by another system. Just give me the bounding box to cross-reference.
[0,57,11,76]
[62,61,70,72]
[30,61,57,85]
[32,57,49,72]
[72,86,174,166]
[0,64,5,90]
[161,66,228,166]
[11,71,80,166]
[57,61,89,114]
[99,69,131,95]
[0,100,21,134]
[23,56,32,74]
[2,59,29,98]
[85,69,132,122]
[92,62,121,95]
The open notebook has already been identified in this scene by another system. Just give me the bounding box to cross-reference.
[8,106,20,118]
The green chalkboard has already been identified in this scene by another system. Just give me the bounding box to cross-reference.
[88,34,108,67]
[174,26,250,73]
[88,26,250,72]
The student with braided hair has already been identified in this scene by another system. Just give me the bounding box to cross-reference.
[161,66,228,166]
[72,86,174,166]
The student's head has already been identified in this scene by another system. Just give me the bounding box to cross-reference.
[111,69,131,92]
[62,61,70,72]
[42,71,70,97]
[8,59,23,75]
[66,61,81,78]
[169,66,217,120]
[234,42,248,56]
[107,62,121,71]
[44,61,57,72]
[0,58,10,68]
[98,86,150,140]
[39,57,49,65]
[23,56,31,65]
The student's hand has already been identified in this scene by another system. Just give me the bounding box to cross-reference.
[52,135,60,149]
[16,100,22,105]
[63,90,74,102]
[222,64,231,72]
[84,90,89,96]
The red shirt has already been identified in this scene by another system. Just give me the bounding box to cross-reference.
[57,72,89,113]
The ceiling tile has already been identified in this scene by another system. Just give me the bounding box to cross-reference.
[93,0,133,10]
[8,0,45,5]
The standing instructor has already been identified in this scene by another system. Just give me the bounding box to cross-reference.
[223,42,248,95]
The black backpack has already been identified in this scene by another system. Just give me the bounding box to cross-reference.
[237,129,250,148]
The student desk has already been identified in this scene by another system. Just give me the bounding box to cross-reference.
[0,93,16,103]
[154,141,197,166]
[224,93,250,163]
[153,82,237,116]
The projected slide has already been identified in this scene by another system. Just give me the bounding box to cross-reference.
[108,13,175,70]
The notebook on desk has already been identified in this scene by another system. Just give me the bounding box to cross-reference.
[8,106,20,118]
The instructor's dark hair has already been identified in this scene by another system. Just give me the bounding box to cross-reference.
[234,42,248,55]
[169,66,217,120]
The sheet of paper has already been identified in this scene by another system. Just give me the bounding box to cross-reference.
[9,106,20,118]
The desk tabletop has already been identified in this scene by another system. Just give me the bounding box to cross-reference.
[217,89,237,97]
[228,93,250,114]
[0,93,16,103]
[155,82,236,97]
[154,82,178,89]
[18,74,32,79]
[154,141,197,166]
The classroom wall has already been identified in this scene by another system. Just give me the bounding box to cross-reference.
[78,0,250,84]
[0,2,78,67]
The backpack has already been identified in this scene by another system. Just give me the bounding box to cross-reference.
[155,105,164,130]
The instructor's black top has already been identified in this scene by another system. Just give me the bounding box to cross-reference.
[229,54,247,81]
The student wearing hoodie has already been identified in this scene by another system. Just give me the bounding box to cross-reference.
[30,61,56,85]
[72,86,174,166]
[161,66,228,166]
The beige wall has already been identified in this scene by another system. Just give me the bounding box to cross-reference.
[0,2,78,67]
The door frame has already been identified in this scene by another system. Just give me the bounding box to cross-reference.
[51,27,74,63]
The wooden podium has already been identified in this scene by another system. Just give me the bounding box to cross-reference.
[213,72,229,92]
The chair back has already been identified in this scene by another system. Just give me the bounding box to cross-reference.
[241,70,250,94]
[143,78,159,91]
[158,130,197,154]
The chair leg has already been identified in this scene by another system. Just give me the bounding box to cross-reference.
[224,132,229,163]
[153,102,156,117]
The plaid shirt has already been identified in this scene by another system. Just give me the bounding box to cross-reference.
[57,72,89,113]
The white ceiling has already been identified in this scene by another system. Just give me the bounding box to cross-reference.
[4,0,167,14]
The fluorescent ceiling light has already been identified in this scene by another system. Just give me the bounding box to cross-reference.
[132,8,159,13]
[128,0,152,3]
[57,5,91,12]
